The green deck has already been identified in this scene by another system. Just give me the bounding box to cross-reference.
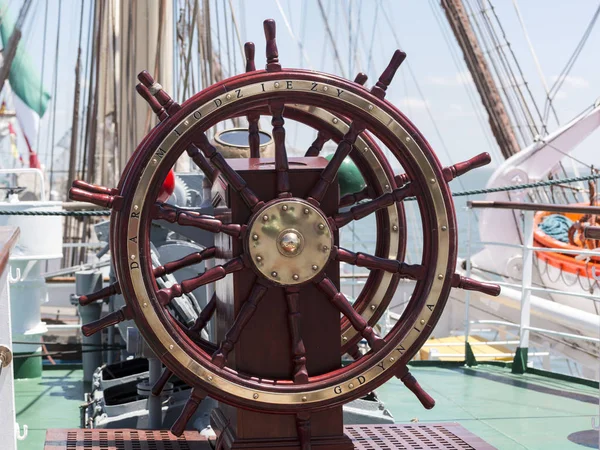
[379,364,599,449]
[15,364,599,450]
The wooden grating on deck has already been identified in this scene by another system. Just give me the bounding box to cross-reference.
[45,423,494,449]
[346,423,496,449]
[44,429,212,450]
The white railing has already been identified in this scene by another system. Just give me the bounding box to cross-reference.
[465,201,600,373]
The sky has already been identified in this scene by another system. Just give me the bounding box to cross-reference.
[2,0,599,180]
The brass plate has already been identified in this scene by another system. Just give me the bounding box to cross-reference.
[125,77,451,406]
[247,199,333,285]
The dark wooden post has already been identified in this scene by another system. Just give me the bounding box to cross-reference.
[210,157,353,449]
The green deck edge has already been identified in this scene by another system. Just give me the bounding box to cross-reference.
[15,361,599,450]
[13,352,42,379]
[512,347,528,374]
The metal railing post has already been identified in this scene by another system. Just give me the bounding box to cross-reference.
[513,210,534,374]
[0,247,17,450]
[464,205,476,366]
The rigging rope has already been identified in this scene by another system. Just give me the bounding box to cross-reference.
[543,3,600,124]
[316,0,347,78]
[3,172,600,217]
[428,0,501,164]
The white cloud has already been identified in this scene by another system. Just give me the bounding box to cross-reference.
[550,74,589,89]
[399,97,429,110]
[443,103,477,119]
[554,90,568,100]
[424,71,474,87]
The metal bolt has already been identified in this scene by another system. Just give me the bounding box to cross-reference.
[390,357,395,362]
[282,205,288,211]
[130,254,136,260]
[169,345,174,350]
[256,255,263,262]
[253,393,259,399]
[318,223,325,230]
[441,225,447,231]
[302,396,307,402]
[226,93,231,100]
[349,383,355,389]
[274,82,280,88]
[438,274,444,280]
[368,104,373,111]
[332,118,339,124]
[420,319,425,325]
[385,184,390,190]
[370,304,376,311]
[342,336,348,342]
[323,245,329,252]
[133,205,139,211]
[392,225,398,231]
[405,136,410,142]
[208,376,213,381]
[364,147,369,152]
[143,302,148,308]
[152,158,158,165]
[293,274,299,280]
[430,178,436,184]
[304,208,310,215]
[323,86,328,91]
[312,265,318,271]
[263,215,269,221]
[252,234,259,240]
[271,271,278,277]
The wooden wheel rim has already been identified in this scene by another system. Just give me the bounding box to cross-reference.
[113,70,457,412]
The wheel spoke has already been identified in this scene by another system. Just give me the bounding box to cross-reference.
[451,274,500,297]
[195,132,263,210]
[244,41,256,72]
[395,365,435,409]
[156,258,245,306]
[189,293,218,333]
[248,111,261,158]
[443,152,491,182]
[80,248,216,307]
[353,72,368,85]
[370,50,406,99]
[154,247,217,278]
[339,185,373,208]
[136,83,168,121]
[187,143,217,183]
[151,367,173,396]
[171,388,207,437]
[153,203,243,238]
[78,282,121,306]
[270,100,291,196]
[296,412,312,450]
[335,247,425,280]
[212,282,268,368]
[304,130,331,157]
[315,276,385,351]
[137,70,181,115]
[244,42,262,159]
[332,184,413,228]
[263,19,281,72]
[82,306,131,337]
[285,288,309,384]
[307,121,366,205]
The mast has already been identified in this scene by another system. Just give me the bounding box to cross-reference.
[0,0,33,92]
[441,0,520,159]
[88,0,174,186]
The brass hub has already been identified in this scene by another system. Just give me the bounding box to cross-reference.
[277,230,304,257]
[247,199,333,285]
